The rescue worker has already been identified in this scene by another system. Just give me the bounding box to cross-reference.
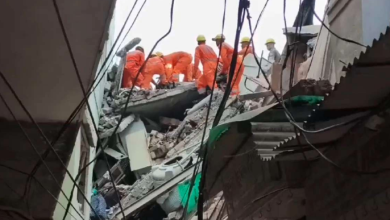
[122,46,145,88]
[265,38,281,64]
[161,51,192,83]
[184,63,202,82]
[194,35,219,94]
[212,34,245,95]
[212,34,233,75]
[140,56,166,90]
[238,36,254,56]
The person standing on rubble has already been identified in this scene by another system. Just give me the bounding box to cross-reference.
[193,35,220,94]
[265,38,281,64]
[159,51,192,83]
[90,188,108,220]
[213,34,245,95]
[140,55,166,90]
[238,36,254,56]
[184,63,202,82]
[122,46,145,88]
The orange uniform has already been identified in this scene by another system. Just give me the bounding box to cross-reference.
[218,42,245,95]
[230,55,245,95]
[194,44,218,93]
[122,50,145,88]
[220,43,234,74]
[238,45,254,57]
[184,63,202,82]
[163,52,192,83]
[141,57,166,90]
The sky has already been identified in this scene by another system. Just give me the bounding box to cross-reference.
[112,0,327,65]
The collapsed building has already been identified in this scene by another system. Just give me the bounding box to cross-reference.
[1,0,390,219]
[97,0,390,220]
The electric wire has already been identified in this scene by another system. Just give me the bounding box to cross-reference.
[0,92,87,220]
[0,163,82,220]
[50,0,129,218]
[23,1,147,218]
[197,0,272,217]
[66,1,176,219]
[197,3,248,218]
[181,0,228,218]
[24,0,145,197]
[246,2,390,176]
[312,6,367,48]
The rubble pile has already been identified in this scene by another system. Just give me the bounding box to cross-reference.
[100,183,132,199]
[163,210,183,220]
[147,91,241,164]
[98,88,168,138]
[108,173,154,214]
[110,88,167,110]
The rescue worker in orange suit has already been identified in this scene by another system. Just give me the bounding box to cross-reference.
[184,63,202,82]
[140,55,166,90]
[159,51,192,83]
[122,46,145,88]
[154,52,168,85]
[212,34,245,95]
[194,35,220,94]
[238,36,254,56]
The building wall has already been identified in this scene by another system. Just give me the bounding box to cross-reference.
[305,114,390,220]
[0,120,79,219]
[361,0,390,45]
[323,0,364,83]
[53,130,83,220]
[52,10,116,219]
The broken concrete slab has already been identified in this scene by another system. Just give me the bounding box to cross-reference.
[159,117,181,127]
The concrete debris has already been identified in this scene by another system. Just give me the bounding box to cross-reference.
[146,91,240,164]
[244,100,260,111]
[160,116,182,127]
[113,174,154,209]
[98,115,135,139]
[288,79,333,97]
[163,210,183,220]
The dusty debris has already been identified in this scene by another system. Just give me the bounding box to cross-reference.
[163,210,183,220]
[160,116,182,127]
[117,174,154,208]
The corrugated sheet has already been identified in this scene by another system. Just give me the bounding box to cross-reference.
[255,26,390,162]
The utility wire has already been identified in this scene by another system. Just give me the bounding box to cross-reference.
[0,93,87,220]
[312,7,367,48]
[50,0,128,218]
[246,2,390,176]
[66,1,176,219]
[25,0,144,196]
[181,0,228,218]
[197,1,249,219]
[0,163,82,220]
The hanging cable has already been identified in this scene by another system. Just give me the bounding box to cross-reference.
[25,0,147,197]
[245,2,390,176]
[50,0,129,218]
[0,163,83,220]
[311,7,367,48]
[196,1,249,219]
[65,1,176,219]
[0,93,89,220]
[181,0,228,218]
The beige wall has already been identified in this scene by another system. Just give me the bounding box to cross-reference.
[323,0,365,82]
